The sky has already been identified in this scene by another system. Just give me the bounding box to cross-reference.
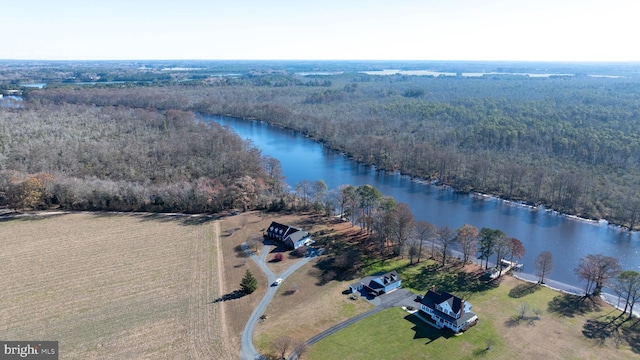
[1,0,639,61]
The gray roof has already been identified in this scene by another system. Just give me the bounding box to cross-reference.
[286,230,310,243]
[420,290,477,327]
[349,271,401,291]
[267,222,302,239]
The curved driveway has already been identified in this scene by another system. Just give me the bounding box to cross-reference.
[239,243,313,360]
[238,242,416,360]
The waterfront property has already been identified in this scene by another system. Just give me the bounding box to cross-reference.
[265,221,311,249]
[348,271,402,297]
[419,287,478,333]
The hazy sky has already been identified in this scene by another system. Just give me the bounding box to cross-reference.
[2,0,638,61]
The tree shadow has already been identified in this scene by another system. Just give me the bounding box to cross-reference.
[575,311,640,352]
[508,283,541,298]
[211,290,245,303]
[111,212,216,226]
[547,294,600,317]
[582,318,622,346]
[312,249,362,285]
[621,324,640,354]
[281,289,297,296]
[404,264,499,296]
[505,315,541,328]
[233,244,249,259]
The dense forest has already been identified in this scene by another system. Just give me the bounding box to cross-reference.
[3,61,640,229]
[0,103,284,213]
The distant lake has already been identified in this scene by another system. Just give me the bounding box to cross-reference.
[20,83,46,88]
[358,69,576,77]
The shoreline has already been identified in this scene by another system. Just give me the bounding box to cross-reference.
[206,113,636,232]
[512,271,639,318]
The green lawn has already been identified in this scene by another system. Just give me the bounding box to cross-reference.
[308,307,502,360]
[309,260,640,360]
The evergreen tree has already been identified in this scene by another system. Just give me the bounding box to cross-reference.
[240,270,258,294]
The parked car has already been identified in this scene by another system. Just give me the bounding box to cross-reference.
[273,278,283,286]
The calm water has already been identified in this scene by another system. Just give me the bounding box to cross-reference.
[208,115,640,289]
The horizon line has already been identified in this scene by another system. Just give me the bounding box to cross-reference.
[2,58,640,64]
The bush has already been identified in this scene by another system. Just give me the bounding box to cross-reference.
[294,246,307,258]
[273,253,284,262]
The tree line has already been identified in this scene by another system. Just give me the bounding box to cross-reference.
[24,74,640,229]
[0,103,280,213]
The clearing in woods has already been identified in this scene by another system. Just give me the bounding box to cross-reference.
[0,212,244,360]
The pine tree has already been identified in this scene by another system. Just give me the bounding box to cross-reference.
[240,270,258,294]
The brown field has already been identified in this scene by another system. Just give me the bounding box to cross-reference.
[0,212,267,360]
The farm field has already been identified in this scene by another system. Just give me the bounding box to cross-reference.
[0,212,264,360]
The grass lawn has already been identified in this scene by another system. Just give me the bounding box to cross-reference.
[308,273,640,360]
[309,307,502,360]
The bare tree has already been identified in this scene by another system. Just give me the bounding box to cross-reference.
[414,221,437,264]
[393,203,415,258]
[456,224,479,265]
[408,244,418,264]
[494,234,510,276]
[575,254,621,296]
[271,336,294,359]
[262,155,286,196]
[246,238,261,253]
[517,302,529,320]
[292,340,309,359]
[296,180,313,209]
[534,251,553,284]
[437,226,457,267]
[289,283,299,294]
[613,270,640,319]
[507,237,525,263]
[311,179,328,212]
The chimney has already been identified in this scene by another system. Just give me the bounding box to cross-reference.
[431,285,436,293]
[460,300,465,317]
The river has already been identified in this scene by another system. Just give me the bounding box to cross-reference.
[208,115,640,291]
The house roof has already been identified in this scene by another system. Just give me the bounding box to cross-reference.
[267,222,302,239]
[286,230,310,243]
[420,290,477,326]
[349,271,401,291]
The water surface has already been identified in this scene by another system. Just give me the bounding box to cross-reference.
[209,115,640,290]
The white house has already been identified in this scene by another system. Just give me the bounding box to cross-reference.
[419,288,478,333]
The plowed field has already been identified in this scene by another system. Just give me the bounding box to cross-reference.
[0,212,233,359]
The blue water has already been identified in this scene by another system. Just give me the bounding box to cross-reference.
[209,115,640,290]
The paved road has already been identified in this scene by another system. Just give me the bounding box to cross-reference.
[239,243,313,360]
